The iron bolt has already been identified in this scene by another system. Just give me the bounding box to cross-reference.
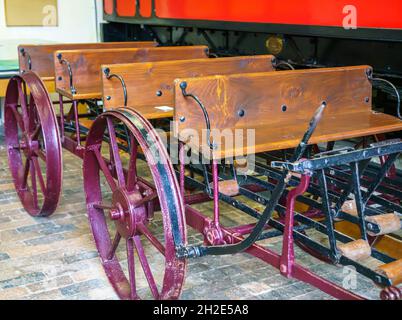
[180,81,187,90]
[238,109,245,117]
[280,264,287,273]
[109,208,123,221]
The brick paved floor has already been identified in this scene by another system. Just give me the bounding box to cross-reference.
[0,137,389,300]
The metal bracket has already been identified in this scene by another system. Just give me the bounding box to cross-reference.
[103,67,128,107]
[367,70,401,119]
[271,160,304,173]
[370,138,401,148]
[285,141,402,173]
[272,58,295,70]
[180,81,216,150]
[314,146,355,158]
[19,48,32,71]
[57,53,77,95]
[175,245,205,259]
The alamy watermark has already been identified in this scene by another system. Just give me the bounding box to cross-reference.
[42,4,57,26]
[342,265,358,290]
[343,5,357,30]
[142,121,256,171]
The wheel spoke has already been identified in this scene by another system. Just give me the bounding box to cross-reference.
[107,231,121,260]
[137,223,165,256]
[133,191,158,209]
[126,238,138,300]
[28,93,38,134]
[21,158,30,190]
[17,80,29,132]
[106,117,125,188]
[10,105,25,132]
[93,147,117,192]
[32,157,46,195]
[108,144,115,177]
[30,125,42,141]
[92,202,114,211]
[29,160,38,209]
[126,135,138,191]
[36,149,47,162]
[133,235,160,299]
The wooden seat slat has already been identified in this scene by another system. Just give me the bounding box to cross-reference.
[102,55,275,109]
[128,105,175,120]
[173,65,402,159]
[241,111,402,157]
[54,46,209,100]
[18,42,157,78]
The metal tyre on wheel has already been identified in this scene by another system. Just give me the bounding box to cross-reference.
[83,108,187,300]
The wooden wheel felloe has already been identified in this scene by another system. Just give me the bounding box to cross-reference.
[83,108,187,300]
[4,72,62,217]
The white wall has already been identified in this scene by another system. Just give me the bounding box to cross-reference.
[0,0,104,60]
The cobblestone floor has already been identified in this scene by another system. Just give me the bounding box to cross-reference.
[0,136,389,300]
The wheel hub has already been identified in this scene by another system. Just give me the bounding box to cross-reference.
[111,187,147,238]
[21,134,39,159]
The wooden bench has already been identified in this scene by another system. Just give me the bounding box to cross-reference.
[18,42,157,79]
[101,55,276,119]
[54,46,209,100]
[173,65,402,159]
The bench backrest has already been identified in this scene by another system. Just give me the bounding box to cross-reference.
[174,65,372,157]
[54,46,209,99]
[101,55,275,109]
[18,42,157,78]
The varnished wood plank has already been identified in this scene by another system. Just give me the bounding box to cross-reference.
[212,111,402,159]
[79,118,95,129]
[101,55,275,109]
[173,66,402,159]
[54,46,209,99]
[18,42,157,78]
[126,105,174,120]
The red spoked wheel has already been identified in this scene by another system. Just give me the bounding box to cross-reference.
[83,108,187,300]
[4,72,62,217]
[380,286,402,300]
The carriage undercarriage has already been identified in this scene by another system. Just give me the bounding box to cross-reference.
[3,43,402,300]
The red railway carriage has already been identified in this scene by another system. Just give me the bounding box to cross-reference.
[102,0,402,117]
[103,0,402,38]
